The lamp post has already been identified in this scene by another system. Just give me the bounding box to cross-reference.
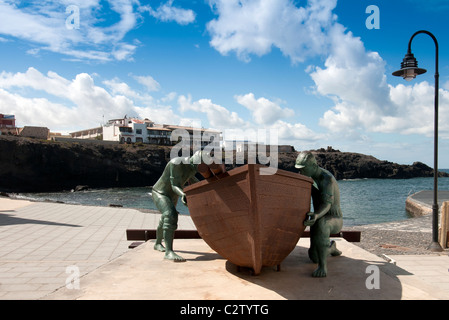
[392,30,443,252]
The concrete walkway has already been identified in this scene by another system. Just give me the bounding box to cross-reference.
[1,197,448,300]
[0,197,194,299]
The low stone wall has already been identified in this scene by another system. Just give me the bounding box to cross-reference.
[405,196,432,217]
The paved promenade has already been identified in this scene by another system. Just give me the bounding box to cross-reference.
[1,197,448,300]
[0,197,195,299]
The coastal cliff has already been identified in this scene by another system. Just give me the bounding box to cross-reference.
[0,136,168,192]
[0,136,447,193]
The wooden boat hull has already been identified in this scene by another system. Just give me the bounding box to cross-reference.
[184,164,313,275]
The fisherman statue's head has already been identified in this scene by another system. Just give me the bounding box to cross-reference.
[295,151,318,177]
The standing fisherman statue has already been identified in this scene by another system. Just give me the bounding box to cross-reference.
[295,151,343,277]
[151,151,203,262]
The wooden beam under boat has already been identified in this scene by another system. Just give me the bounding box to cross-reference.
[126,229,361,248]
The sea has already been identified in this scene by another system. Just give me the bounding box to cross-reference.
[13,169,449,227]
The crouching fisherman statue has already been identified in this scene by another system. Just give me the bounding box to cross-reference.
[295,151,343,277]
[151,151,203,262]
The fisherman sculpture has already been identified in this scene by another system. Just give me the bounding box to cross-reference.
[152,151,203,262]
[295,151,343,277]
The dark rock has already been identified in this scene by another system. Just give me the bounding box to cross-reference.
[0,136,167,193]
[295,149,449,180]
[0,136,447,193]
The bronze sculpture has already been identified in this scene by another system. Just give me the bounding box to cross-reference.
[295,151,343,277]
[152,151,202,262]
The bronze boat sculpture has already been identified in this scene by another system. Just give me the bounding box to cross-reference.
[184,164,313,275]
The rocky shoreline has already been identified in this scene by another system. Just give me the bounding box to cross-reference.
[344,215,445,257]
[0,136,447,193]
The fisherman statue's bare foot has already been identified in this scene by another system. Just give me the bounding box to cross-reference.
[154,243,165,252]
[165,250,186,262]
[312,265,328,277]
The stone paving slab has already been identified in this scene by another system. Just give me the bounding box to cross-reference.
[0,198,194,300]
[389,255,449,294]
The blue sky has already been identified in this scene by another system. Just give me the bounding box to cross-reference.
[1,0,449,167]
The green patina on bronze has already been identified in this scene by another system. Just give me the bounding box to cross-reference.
[152,151,203,262]
[296,151,343,277]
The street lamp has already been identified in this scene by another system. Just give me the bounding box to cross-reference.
[392,30,443,252]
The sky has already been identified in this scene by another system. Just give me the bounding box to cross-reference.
[1,0,449,167]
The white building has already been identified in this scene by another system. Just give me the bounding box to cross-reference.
[70,127,103,140]
[72,117,222,147]
[102,118,150,144]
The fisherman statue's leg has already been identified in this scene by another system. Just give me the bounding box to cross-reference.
[308,240,318,263]
[162,211,185,262]
[154,217,165,252]
[310,217,342,277]
[310,222,329,277]
[152,191,167,252]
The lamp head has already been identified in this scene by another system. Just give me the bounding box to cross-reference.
[392,52,427,81]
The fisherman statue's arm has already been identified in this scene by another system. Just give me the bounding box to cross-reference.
[304,179,333,227]
[304,201,331,226]
[169,164,189,205]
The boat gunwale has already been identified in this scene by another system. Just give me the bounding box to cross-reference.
[184,164,313,193]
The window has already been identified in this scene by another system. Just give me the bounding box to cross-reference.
[119,127,132,133]
[136,129,142,135]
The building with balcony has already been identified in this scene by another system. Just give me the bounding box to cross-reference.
[71,116,222,147]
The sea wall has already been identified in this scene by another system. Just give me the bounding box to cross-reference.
[405,196,433,217]
[405,190,449,217]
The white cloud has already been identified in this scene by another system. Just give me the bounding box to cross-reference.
[0,88,80,131]
[178,94,246,129]
[133,75,161,92]
[142,0,196,25]
[309,24,392,133]
[270,120,323,143]
[0,0,196,62]
[103,77,146,100]
[0,0,141,61]
[177,92,321,148]
[0,67,179,132]
[207,0,337,63]
[235,93,294,125]
[308,24,449,139]
[161,92,177,103]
